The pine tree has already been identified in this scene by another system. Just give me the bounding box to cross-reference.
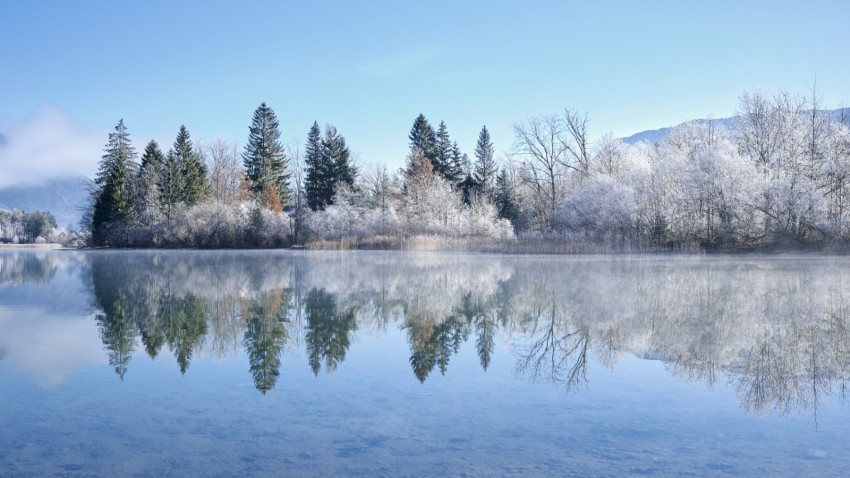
[304,121,325,211]
[409,114,437,168]
[243,102,290,210]
[91,119,138,246]
[473,125,497,199]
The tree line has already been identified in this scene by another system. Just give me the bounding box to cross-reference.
[87,87,850,250]
[0,209,58,244]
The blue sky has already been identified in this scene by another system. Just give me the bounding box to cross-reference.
[1,0,848,183]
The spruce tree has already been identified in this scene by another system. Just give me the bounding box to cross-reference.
[91,119,137,246]
[434,121,458,183]
[304,121,324,211]
[473,125,497,199]
[409,114,437,167]
[175,126,209,205]
[448,141,464,187]
[495,168,521,229]
[243,102,290,210]
[322,124,355,192]
[161,146,185,221]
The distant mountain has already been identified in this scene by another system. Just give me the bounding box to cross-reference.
[0,176,89,229]
[622,108,850,145]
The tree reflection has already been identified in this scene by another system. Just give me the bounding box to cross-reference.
[161,294,208,374]
[304,288,356,376]
[243,288,290,394]
[67,250,850,411]
[0,251,59,285]
[90,256,138,379]
[514,299,589,391]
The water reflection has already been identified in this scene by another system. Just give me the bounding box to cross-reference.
[4,250,850,418]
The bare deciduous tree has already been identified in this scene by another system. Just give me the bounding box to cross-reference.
[204,137,245,203]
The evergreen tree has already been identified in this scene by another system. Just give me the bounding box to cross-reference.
[137,140,165,230]
[434,121,454,182]
[160,147,185,221]
[305,123,356,210]
[495,168,521,229]
[304,121,325,211]
[243,102,290,210]
[323,124,356,191]
[448,141,464,187]
[460,173,478,206]
[404,147,434,192]
[175,127,209,205]
[409,113,437,167]
[473,125,497,199]
[91,119,138,246]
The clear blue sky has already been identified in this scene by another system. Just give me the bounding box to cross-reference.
[1,0,848,181]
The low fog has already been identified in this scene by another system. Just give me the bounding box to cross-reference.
[0,106,102,188]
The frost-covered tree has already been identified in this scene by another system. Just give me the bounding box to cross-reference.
[91,119,138,246]
[304,121,327,211]
[137,140,165,233]
[204,137,245,204]
[304,122,356,211]
[473,125,497,199]
[409,114,437,168]
[322,124,356,193]
[175,126,210,206]
[243,102,289,210]
[434,121,461,184]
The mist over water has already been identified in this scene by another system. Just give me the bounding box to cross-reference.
[2,250,850,476]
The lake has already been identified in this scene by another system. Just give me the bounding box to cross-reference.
[1,249,849,476]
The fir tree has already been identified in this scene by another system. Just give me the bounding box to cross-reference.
[176,127,210,205]
[409,113,437,167]
[91,119,138,246]
[161,147,185,221]
[448,141,464,187]
[304,121,325,211]
[243,102,290,210]
[323,124,356,191]
[305,123,356,210]
[434,121,454,182]
[495,168,521,229]
[473,125,497,199]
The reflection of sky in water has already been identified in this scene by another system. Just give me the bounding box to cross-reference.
[1,250,849,476]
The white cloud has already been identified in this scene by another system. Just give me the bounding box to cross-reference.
[0,106,103,188]
[0,310,105,389]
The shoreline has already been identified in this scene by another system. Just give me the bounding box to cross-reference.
[0,243,65,249]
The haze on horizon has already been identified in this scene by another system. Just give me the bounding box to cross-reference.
[1,0,848,187]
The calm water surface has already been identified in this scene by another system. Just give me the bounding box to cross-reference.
[1,249,849,476]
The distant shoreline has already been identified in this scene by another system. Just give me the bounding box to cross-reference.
[0,243,64,249]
